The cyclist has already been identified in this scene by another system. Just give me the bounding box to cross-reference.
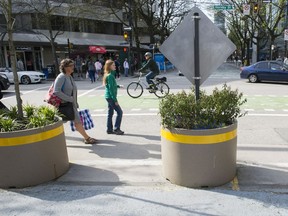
[139,52,160,89]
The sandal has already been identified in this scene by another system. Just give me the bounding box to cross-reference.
[84,137,98,144]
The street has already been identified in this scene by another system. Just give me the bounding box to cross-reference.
[1,63,288,215]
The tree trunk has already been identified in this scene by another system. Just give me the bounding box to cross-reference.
[7,0,23,118]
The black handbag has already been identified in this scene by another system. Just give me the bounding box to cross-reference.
[58,102,75,121]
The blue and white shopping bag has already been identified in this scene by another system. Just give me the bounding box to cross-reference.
[70,109,94,131]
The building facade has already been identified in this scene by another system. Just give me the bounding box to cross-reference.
[0,0,149,72]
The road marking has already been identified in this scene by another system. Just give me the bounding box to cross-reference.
[2,86,49,100]
[78,85,103,97]
[247,113,288,117]
[92,113,158,117]
[94,109,105,112]
[264,109,275,112]
[232,176,240,191]
[131,108,141,111]
[149,108,159,112]
[244,109,255,111]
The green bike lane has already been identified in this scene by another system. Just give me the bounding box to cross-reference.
[77,86,288,116]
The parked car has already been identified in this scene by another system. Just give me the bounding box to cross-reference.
[240,61,288,83]
[0,74,10,91]
[0,67,46,84]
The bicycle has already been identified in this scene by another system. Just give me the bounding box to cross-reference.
[127,72,170,98]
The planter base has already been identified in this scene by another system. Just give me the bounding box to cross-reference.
[0,121,69,188]
[161,123,237,188]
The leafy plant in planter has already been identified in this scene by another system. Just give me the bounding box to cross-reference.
[159,84,247,129]
[0,104,59,132]
[159,84,248,188]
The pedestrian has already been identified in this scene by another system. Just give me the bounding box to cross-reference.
[17,59,24,71]
[54,58,98,144]
[75,55,83,78]
[103,59,124,135]
[133,57,138,72]
[94,59,102,80]
[123,58,129,77]
[81,60,87,78]
[284,56,288,65]
[87,57,96,83]
[114,57,120,79]
[138,52,160,89]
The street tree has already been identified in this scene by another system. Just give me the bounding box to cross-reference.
[19,0,75,74]
[223,0,287,61]
[0,0,23,117]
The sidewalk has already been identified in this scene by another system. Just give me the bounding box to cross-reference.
[0,114,285,215]
[1,66,288,215]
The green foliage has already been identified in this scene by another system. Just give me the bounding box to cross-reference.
[0,105,59,132]
[159,84,247,129]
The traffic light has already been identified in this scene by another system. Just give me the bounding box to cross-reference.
[68,42,73,49]
[123,31,128,41]
[253,3,259,14]
[123,47,127,52]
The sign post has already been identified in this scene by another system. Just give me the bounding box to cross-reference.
[193,13,200,101]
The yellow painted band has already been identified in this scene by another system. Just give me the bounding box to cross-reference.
[0,125,64,147]
[161,128,237,144]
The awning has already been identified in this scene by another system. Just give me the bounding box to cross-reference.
[89,46,106,54]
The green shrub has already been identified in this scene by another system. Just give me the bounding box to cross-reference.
[0,104,60,132]
[159,84,247,129]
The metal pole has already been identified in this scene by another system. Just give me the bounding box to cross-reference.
[193,13,200,101]
[128,0,133,76]
[67,38,70,58]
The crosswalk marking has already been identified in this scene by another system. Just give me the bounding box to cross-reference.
[149,108,159,112]
[94,109,105,112]
[131,108,141,111]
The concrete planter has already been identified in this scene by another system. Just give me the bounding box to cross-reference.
[0,121,69,188]
[161,122,237,188]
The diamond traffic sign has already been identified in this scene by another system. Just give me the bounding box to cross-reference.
[159,7,236,85]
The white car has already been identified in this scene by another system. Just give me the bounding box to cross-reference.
[0,67,46,84]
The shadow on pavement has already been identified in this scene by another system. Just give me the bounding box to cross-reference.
[124,133,160,141]
[68,140,161,160]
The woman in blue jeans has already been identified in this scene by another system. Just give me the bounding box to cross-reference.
[103,59,124,135]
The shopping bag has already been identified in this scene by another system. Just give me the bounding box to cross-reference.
[44,82,62,107]
[70,109,94,131]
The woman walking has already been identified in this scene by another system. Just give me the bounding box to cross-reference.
[103,59,124,135]
[54,58,98,144]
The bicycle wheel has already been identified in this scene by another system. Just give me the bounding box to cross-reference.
[127,81,144,98]
[154,82,170,98]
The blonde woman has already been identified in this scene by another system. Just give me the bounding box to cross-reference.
[103,59,124,135]
[54,58,98,144]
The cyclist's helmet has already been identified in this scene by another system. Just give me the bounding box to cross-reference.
[144,52,152,58]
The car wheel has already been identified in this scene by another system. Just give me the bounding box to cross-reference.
[248,74,258,83]
[21,75,31,84]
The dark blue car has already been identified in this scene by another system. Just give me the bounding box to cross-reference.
[240,61,288,83]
